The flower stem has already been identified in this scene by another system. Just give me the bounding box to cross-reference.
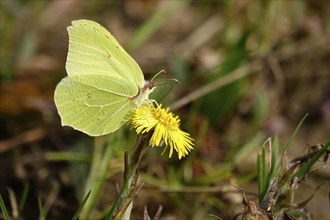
[113,132,152,220]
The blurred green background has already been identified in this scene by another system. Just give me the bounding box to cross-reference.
[0,0,329,219]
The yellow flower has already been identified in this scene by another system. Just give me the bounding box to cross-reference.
[131,104,194,159]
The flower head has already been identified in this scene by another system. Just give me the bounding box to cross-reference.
[131,104,194,159]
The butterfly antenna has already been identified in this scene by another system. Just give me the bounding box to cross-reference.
[151,70,166,81]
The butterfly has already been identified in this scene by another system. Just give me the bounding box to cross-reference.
[54,20,155,136]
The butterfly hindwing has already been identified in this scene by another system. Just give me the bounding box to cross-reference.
[54,74,137,136]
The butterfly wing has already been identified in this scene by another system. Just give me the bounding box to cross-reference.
[54,74,137,136]
[66,19,145,87]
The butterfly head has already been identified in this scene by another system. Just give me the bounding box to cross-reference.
[143,80,156,93]
[131,80,155,107]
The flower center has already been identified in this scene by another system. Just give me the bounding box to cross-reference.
[154,107,180,129]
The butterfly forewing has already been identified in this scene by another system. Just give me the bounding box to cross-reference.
[66,20,145,88]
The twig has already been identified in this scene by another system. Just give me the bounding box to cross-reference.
[0,127,47,153]
[153,205,163,220]
[170,60,263,110]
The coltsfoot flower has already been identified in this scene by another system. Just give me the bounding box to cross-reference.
[131,104,194,159]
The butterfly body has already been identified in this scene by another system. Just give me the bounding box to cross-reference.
[131,80,155,107]
[54,20,154,136]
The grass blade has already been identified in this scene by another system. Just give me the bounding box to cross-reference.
[270,135,279,178]
[293,140,330,178]
[0,194,10,220]
[265,135,280,192]
[71,190,91,220]
[257,147,266,203]
[80,137,114,219]
[18,182,29,214]
[284,113,308,153]
[38,197,46,220]
[126,0,189,52]
[106,195,120,220]
[233,133,264,165]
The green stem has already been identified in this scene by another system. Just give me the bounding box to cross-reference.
[80,137,113,219]
[112,133,152,220]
